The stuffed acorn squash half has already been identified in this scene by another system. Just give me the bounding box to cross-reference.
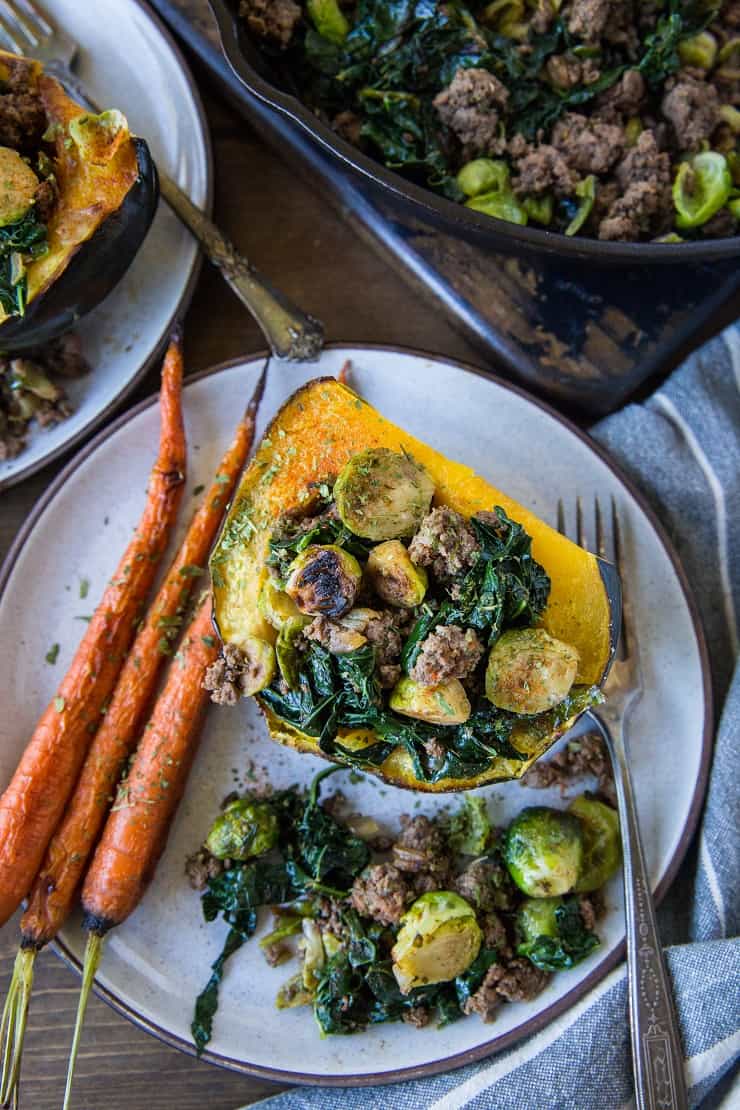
[0,51,158,349]
[207,378,619,793]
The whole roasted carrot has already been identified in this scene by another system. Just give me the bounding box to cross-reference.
[63,595,220,1110]
[0,335,186,930]
[0,362,267,1109]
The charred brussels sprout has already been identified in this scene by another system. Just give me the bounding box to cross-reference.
[569,794,621,893]
[365,540,428,608]
[389,675,471,726]
[503,807,583,897]
[516,895,599,971]
[673,152,731,229]
[285,544,362,617]
[391,891,482,993]
[205,798,279,860]
[485,628,579,715]
[334,447,435,541]
[259,578,302,629]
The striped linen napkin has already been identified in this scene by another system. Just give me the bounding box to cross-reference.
[253,325,740,1110]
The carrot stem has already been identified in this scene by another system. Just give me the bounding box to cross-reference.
[62,932,103,1110]
[0,947,35,1107]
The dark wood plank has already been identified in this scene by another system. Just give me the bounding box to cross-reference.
[0,81,478,1108]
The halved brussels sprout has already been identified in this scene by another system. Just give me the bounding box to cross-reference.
[503,807,583,897]
[259,577,303,629]
[391,891,482,994]
[205,798,279,860]
[516,894,599,970]
[334,447,435,541]
[569,793,621,892]
[673,152,731,229]
[485,628,579,714]
[366,540,428,608]
[389,675,471,725]
[285,544,362,617]
[276,615,312,689]
[516,896,562,947]
[0,148,38,227]
[234,636,276,696]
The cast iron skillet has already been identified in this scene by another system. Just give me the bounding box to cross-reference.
[210,0,740,266]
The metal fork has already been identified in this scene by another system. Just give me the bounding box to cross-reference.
[558,496,688,1110]
[0,0,324,360]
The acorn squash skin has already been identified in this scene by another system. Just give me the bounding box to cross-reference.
[211,377,618,793]
[0,54,159,350]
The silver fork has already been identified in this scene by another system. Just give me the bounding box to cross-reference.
[558,496,688,1110]
[0,0,324,360]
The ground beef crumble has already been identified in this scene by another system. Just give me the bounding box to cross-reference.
[238,0,300,47]
[349,862,413,925]
[0,334,88,462]
[463,958,550,1021]
[551,112,625,176]
[0,56,46,150]
[391,815,452,886]
[410,624,484,686]
[433,68,509,159]
[661,72,720,152]
[204,643,255,706]
[520,731,616,806]
[408,507,480,594]
[454,858,518,914]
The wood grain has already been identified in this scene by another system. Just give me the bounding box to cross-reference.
[0,80,480,1108]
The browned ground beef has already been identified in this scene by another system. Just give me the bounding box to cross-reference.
[480,911,513,957]
[34,177,58,224]
[596,69,646,119]
[204,643,255,706]
[520,731,616,806]
[391,815,452,885]
[551,112,625,175]
[304,607,405,687]
[463,958,550,1021]
[185,848,224,891]
[433,68,508,158]
[408,507,480,592]
[661,72,720,152]
[239,0,300,47]
[454,858,518,913]
[402,1006,433,1027]
[0,334,88,461]
[0,57,45,150]
[410,624,484,685]
[349,862,413,925]
[598,129,673,239]
[512,144,576,197]
[566,0,611,40]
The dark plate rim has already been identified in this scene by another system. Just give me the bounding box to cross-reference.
[0,0,214,494]
[210,0,740,266]
[0,343,713,1088]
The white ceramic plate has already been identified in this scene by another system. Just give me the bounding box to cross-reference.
[0,0,211,492]
[0,347,711,1085]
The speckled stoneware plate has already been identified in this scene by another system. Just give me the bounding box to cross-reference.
[0,347,711,1085]
[0,0,211,492]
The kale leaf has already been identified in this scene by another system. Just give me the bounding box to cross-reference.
[0,208,48,317]
[518,896,600,972]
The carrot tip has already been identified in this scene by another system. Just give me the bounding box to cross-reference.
[62,932,103,1110]
[0,947,35,1108]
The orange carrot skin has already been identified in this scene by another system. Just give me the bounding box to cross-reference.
[20,389,259,949]
[81,598,219,932]
[0,340,186,928]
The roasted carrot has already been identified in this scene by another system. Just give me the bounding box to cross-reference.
[0,335,186,930]
[0,362,267,1109]
[63,595,219,1110]
[21,359,267,950]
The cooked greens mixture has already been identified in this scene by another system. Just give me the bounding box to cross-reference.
[187,766,621,1046]
[238,0,740,241]
[205,447,600,785]
[0,332,88,460]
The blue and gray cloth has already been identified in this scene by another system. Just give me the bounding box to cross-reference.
[255,326,740,1110]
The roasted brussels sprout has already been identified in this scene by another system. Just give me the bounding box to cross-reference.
[516,894,599,971]
[285,544,362,617]
[569,794,621,893]
[485,628,579,715]
[391,891,482,993]
[365,540,428,608]
[673,152,731,229]
[307,0,349,43]
[503,807,583,897]
[276,615,312,689]
[0,148,38,227]
[259,577,302,629]
[389,675,471,726]
[233,636,276,697]
[334,447,435,541]
[205,798,279,860]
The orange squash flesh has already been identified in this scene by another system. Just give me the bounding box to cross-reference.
[211,378,613,792]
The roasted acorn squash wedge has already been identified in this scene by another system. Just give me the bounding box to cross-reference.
[210,377,619,793]
[0,52,158,349]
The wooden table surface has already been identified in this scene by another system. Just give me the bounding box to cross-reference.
[0,75,485,1110]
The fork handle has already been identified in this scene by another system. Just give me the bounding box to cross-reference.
[43,61,324,362]
[595,713,688,1110]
